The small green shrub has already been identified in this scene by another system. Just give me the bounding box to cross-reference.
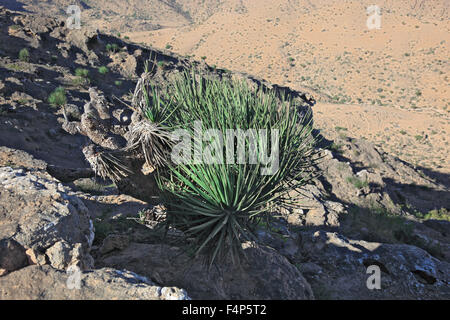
[19,48,29,62]
[114,80,122,86]
[6,63,26,71]
[73,68,90,86]
[106,43,119,53]
[17,98,28,105]
[75,68,89,78]
[72,77,89,86]
[345,205,414,244]
[335,126,347,132]
[345,204,445,258]
[0,107,8,116]
[98,66,109,74]
[346,176,369,189]
[48,87,67,107]
[419,208,450,221]
[328,142,343,154]
[9,25,21,31]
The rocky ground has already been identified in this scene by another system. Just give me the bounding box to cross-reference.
[0,8,449,299]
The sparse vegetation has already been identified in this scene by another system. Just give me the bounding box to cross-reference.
[417,208,450,221]
[106,43,120,53]
[18,48,29,62]
[73,68,90,86]
[75,68,89,78]
[48,87,67,108]
[92,213,138,246]
[5,63,27,71]
[8,24,20,32]
[0,105,8,116]
[98,66,109,74]
[346,176,369,189]
[345,204,414,244]
[328,142,343,154]
[74,178,114,195]
[17,98,29,105]
[345,204,445,259]
[335,126,347,132]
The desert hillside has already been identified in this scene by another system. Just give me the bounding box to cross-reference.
[5,0,449,173]
[131,0,450,172]
[0,2,449,301]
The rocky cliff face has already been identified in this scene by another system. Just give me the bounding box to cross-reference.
[0,7,448,299]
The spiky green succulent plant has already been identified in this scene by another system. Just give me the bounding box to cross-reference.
[145,69,321,265]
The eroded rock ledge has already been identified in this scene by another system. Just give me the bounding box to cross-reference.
[0,166,189,300]
[0,265,189,300]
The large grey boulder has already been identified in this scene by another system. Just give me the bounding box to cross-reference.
[0,167,94,273]
[297,231,450,299]
[98,241,314,300]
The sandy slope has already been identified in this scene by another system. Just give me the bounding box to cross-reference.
[314,102,449,172]
[128,0,449,111]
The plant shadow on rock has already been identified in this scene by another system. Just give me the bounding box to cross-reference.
[0,1,30,13]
